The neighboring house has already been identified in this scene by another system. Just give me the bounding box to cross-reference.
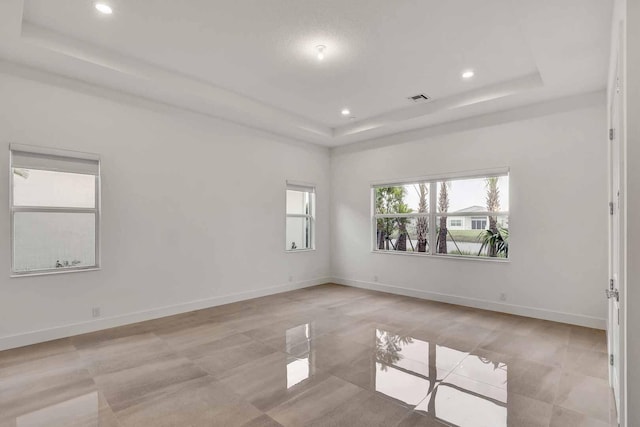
[446,206,508,230]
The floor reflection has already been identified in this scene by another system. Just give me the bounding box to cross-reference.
[285,323,312,388]
[424,373,507,427]
[375,329,434,406]
[16,392,99,427]
[281,325,510,426]
[374,329,508,427]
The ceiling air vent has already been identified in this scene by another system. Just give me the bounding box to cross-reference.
[408,93,431,102]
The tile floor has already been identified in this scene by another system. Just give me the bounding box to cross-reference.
[0,284,616,426]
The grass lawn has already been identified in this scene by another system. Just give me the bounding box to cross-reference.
[447,229,485,243]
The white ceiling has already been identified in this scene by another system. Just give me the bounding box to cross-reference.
[0,0,613,146]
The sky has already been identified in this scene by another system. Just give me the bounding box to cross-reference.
[399,175,509,213]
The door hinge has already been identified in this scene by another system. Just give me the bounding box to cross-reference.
[606,285,620,301]
[610,278,614,290]
[610,202,614,215]
[609,128,615,141]
[610,354,614,366]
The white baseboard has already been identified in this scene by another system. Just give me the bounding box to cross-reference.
[0,277,331,352]
[332,277,606,330]
[0,275,605,352]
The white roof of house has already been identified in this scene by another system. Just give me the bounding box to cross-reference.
[451,205,486,214]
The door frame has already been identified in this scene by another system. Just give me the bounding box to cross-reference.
[607,21,626,427]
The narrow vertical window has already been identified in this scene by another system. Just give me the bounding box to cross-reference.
[286,182,315,251]
[10,144,101,275]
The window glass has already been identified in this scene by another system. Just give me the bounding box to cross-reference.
[11,147,100,275]
[13,169,96,208]
[437,176,509,213]
[373,173,509,259]
[13,212,96,272]
[286,216,312,251]
[471,218,487,230]
[286,185,315,251]
[374,184,428,214]
[286,190,311,215]
[436,214,509,258]
[375,217,429,253]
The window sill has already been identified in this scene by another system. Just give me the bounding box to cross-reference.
[11,267,101,278]
[285,249,316,253]
[370,250,510,263]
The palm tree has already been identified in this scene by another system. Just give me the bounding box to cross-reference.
[416,184,428,252]
[375,187,404,250]
[394,201,412,251]
[375,330,414,370]
[375,189,388,249]
[437,181,449,254]
[478,227,509,258]
[485,177,500,257]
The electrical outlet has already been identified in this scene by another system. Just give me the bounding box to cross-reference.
[288,275,293,282]
[373,275,379,282]
[499,293,507,302]
[92,307,101,318]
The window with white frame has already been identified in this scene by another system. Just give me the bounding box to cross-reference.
[10,144,101,275]
[372,171,509,259]
[471,217,487,230]
[449,219,463,227]
[286,182,315,251]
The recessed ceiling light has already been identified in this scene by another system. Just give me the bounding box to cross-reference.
[316,45,326,61]
[462,70,475,79]
[341,108,350,116]
[95,3,113,14]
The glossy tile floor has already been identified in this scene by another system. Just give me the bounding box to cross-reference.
[0,284,616,427]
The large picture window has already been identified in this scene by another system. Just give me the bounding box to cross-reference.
[10,144,101,275]
[372,170,509,259]
[286,182,315,251]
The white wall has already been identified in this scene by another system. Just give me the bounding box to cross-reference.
[0,64,612,355]
[331,102,608,328]
[0,70,331,350]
